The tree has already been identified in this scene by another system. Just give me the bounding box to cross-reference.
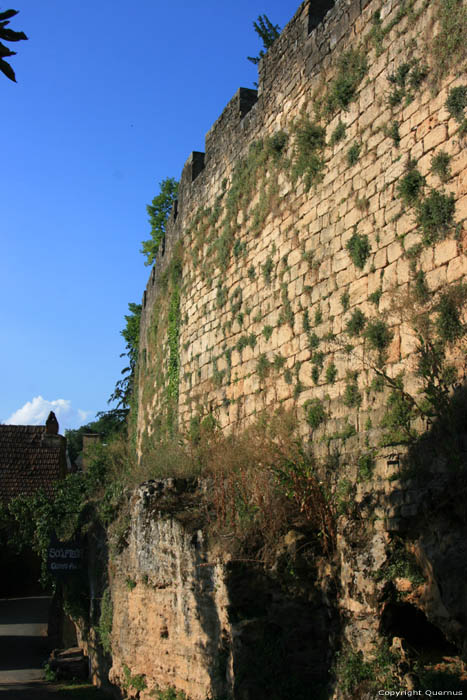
[65,408,128,466]
[140,177,178,267]
[0,9,27,82]
[247,14,280,66]
[109,302,142,409]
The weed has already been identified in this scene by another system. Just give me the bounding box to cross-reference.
[364,319,393,352]
[346,229,371,269]
[330,120,347,145]
[292,115,326,190]
[346,308,367,336]
[266,130,288,160]
[396,167,425,206]
[431,151,451,183]
[368,288,382,306]
[262,325,273,341]
[302,309,311,333]
[446,85,467,125]
[308,332,320,350]
[125,577,136,591]
[284,368,293,384]
[335,478,353,516]
[96,587,113,655]
[358,451,375,480]
[233,239,247,258]
[343,373,361,408]
[413,269,430,303]
[314,306,323,325]
[417,189,456,245]
[341,290,350,311]
[325,363,338,384]
[236,335,250,353]
[386,121,400,146]
[256,354,270,380]
[123,665,147,692]
[388,58,427,106]
[381,387,416,444]
[355,195,369,210]
[304,398,327,429]
[216,283,228,308]
[43,663,57,682]
[325,48,367,115]
[280,283,295,329]
[230,287,243,315]
[262,256,274,284]
[247,264,256,281]
[408,61,428,90]
[375,540,424,585]
[347,142,361,166]
[151,687,188,700]
[273,353,286,370]
[432,0,467,84]
[436,284,467,343]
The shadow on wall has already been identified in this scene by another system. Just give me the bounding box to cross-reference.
[387,379,467,655]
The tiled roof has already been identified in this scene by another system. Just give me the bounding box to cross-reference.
[0,425,64,502]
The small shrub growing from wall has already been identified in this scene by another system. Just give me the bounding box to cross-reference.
[346,230,370,269]
[324,48,367,115]
[347,142,361,166]
[396,167,425,206]
[417,189,456,244]
[292,115,326,190]
[304,398,327,428]
[346,308,367,336]
[431,151,451,182]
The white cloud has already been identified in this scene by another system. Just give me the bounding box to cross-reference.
[5,396,92,432]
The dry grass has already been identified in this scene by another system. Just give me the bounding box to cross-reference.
[126,409,337,556]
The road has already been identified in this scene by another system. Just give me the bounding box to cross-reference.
[0,596,57,698]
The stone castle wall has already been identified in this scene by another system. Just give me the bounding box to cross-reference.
[136,0,466,457]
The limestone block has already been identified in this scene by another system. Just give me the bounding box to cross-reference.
[349,276,368,306]
[382,260,397,291]
[387,240,402,264]
[447,255,467,283]
[426,264,447,291]
[434,238,458,267]
[456,194,467,222]
[424,124,448,153]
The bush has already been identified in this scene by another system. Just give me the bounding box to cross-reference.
[325,48,367,114]
[325,363,338,384]
[417,189,456,244]
[256,354,270,380]
[343,374,361,407]
[396,167,425,206]
[266,130,288,159]
[431,151,451,182]
[445,85,467,124]
[358,452,375,481]
[341,290,350,311]
[347,142,361,166]
[292,116,326,190]
[304,398,327,429]
[346,308,367,336]
[346,230,370,269]
[330,120,347,145]
[436,284,467,343]
[97,587,113,655]
[364,319,393,351]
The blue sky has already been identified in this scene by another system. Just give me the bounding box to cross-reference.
[1,0,300,431]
